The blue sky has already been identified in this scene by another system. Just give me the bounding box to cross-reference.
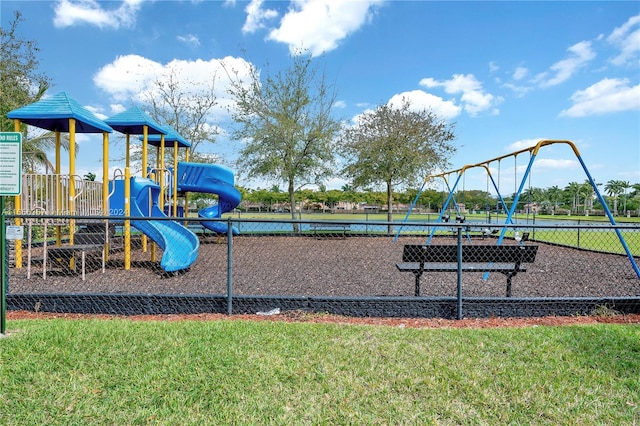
[2,0,639,192]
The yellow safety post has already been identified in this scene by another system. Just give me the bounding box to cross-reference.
[124,166,131,270]
[68,119,76,271]
[173,141,178,216]
[184,147,189,220]
[55,131,61,246]
[160,135,165,205]
[141,125,148,253]
[125,134,130,167]
[150,154,157,263]
[102,131,110,262]
[13,119,22,268]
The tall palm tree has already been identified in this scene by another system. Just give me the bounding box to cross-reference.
[21,130,74,173]
[633,183,640,216]
[580,180,595,215]
[564,182,580,214]
[604,180,624,215]
[620,180,631,215]
[546,185,561,215]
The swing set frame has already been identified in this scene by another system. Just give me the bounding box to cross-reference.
[395,139,640,279]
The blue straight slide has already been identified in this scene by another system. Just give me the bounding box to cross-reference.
[176,162,242,235]
[110,178,199,272]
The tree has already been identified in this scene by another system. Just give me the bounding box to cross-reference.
[546,185,561,215]
[632,183,640,216]
[22,130,74,173]
[0,11,51,133]
[0,13,79,175]
[620,180,631,215]
[339,99,456,228]
[226,53,342,224]
[605,180,624,215]
[564,182,580,214]
[143,66,220,160]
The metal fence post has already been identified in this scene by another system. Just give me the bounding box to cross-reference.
[227,218,233,315]
[456,226,463,320]
[1,197,6,334]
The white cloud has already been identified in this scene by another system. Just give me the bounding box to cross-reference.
[421,74,481,94]
[387,90,461,121]
[461,90,501,116]
[333,100,347,109]
[242,0,278,34]
[109,104,127,115]
[419,74,499,117]
[177,34,201,48]
[503,83,532,98]
[83,104,107,120]
[532,158,579,171]
[607,14,640,66]
[93,54,255,119]
[512,67,528,81]
[266,0,384,56]
[53,0,143,29]
[535,41,596,88]
[93,54,164,102]
[507,138,544,152]
[560,78,640,117]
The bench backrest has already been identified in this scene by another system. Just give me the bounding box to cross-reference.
[402,245,538,264]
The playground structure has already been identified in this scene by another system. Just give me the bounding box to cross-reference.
[396,139,640,279]
[6,92,241,276]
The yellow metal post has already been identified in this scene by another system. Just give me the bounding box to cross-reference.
[103,132,110,261]
[173,141,178,216]
[160,135,165,206]
[67,119,77,271]
[13,119,22,268]
[125,134,130,168]
[103,131,109,213]
[184,148,189,218]
[141,126,148,253]
[124,166,131,270]
[150,145,159,263]
[55,131,61,246]
[68,119,76,244]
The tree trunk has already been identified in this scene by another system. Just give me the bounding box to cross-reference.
[288,179,299,233]
[386,182,393,235]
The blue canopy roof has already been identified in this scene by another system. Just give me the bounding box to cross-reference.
[6,92,113,133]
[105,106,165,135]
[142,125,191,148]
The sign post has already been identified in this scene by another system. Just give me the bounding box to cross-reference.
[0,131,22,334]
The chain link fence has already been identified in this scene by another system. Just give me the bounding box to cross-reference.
[5,214,640,319]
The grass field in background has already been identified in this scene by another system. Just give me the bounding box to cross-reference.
[1,319,638,424]
[224,211,640,223]
[219,211,640,255]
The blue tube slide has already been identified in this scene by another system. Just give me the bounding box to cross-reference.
[109,178,200,272]
[176,162,242,235]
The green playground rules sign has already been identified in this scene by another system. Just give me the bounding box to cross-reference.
[0,132,22,196]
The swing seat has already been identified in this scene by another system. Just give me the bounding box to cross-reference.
[482,228,500,237]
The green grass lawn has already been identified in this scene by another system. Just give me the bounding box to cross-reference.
[1,318,638,424]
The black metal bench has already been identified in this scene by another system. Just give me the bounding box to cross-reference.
[396,244,538,297]
[44,222,116,280]
[48,244,105,280]
[309,223,351,239]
